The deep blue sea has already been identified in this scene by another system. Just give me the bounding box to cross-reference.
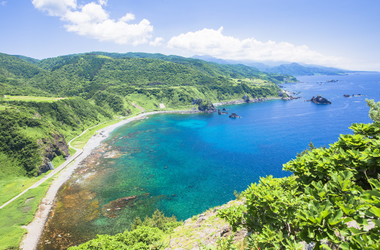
[40,73,380,248]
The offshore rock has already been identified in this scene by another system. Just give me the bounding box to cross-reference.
[218,109,228,115]
[229,113,241,118]
[310,95,331,104]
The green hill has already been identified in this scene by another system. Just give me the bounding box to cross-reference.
[0,51,296,178]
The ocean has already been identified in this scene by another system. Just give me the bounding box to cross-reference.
[39,73,380,249]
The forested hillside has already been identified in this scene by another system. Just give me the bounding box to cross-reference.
[0,51,295,178]
[0,97,111,177]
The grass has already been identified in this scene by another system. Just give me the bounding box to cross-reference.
[0,172,50,206]
[51,154,66,169]
[231,78,270,85]
[0,180,52,250]
[70,118,124,150]
[69,147,77,156]
[0,106,6,111]
[3,95,66,102]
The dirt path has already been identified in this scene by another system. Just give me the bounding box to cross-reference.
[131,102,146,111]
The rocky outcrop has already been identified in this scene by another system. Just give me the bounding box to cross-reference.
[218,109,228,115]
[213,97,282,106]
[165,200,247,249]
[310,95,331,104]
[282,95,301,101]
[242,95,250,103]
[38,133,70,173]
[229,113,241,118]
[196,99,217,113]
[280,90,301,101]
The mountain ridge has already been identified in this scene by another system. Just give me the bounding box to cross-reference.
[191,55,378,75]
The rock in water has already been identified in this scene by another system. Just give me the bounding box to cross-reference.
[229,113,241,118]
[310,95,331,104]
[218,109,228,115]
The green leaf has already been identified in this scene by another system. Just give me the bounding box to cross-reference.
[329,210,343,226]
[369,206,380,217]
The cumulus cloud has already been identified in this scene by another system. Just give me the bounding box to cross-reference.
[32,0,76,16]
[98,0,107,5]
[32,0,156,46]
[149,37,164,47]
[168,27,342,66]
[119,13,135,22]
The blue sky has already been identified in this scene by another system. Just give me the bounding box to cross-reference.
[0,0,379,71]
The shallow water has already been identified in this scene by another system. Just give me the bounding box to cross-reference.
[39,73,380,249]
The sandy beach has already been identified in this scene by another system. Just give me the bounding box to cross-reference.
[20,110,199,250]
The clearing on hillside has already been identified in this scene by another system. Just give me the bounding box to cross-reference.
[3,96,66,102]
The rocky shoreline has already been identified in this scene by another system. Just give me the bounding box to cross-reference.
[214,96,282,106]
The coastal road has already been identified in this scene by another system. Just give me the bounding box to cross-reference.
[0,150,83,210]
[0,118,121,209]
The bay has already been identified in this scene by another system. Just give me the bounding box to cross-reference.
[39,73,380,249]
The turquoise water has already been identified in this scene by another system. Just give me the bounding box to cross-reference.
[40,73,380,249]
[99,73,380,224]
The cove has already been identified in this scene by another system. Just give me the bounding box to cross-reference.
[38,73,380,249]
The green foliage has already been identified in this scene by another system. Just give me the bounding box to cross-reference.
[218,103,380,249]
[0,97,111,178]
[284,122,380,189]
[70,210,181,250]
[0,109,45,176]
[72,227,165,250]
[199,235,238,250]
[367,99,380,123]
[0,152,25,178]
[131,209,182,233]
[1,52,285,109]
[0,180,51,250]
[93,90,127,114]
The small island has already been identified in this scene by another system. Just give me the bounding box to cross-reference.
[229,113,241,118]
[309,95,331,104]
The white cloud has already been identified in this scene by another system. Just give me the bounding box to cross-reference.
[32,0,155,46]
[1,1,7,6]
[119,13,135,22]
[168,27,343,66]
[98,0,107,6]
[32,0,77,16]
[149,37,164,47]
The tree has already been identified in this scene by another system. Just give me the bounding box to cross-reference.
[367,99,380,123]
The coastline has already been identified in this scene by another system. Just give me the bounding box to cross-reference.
[20,110,201,250]
[213,97,281,106]
[20,99,280,249]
